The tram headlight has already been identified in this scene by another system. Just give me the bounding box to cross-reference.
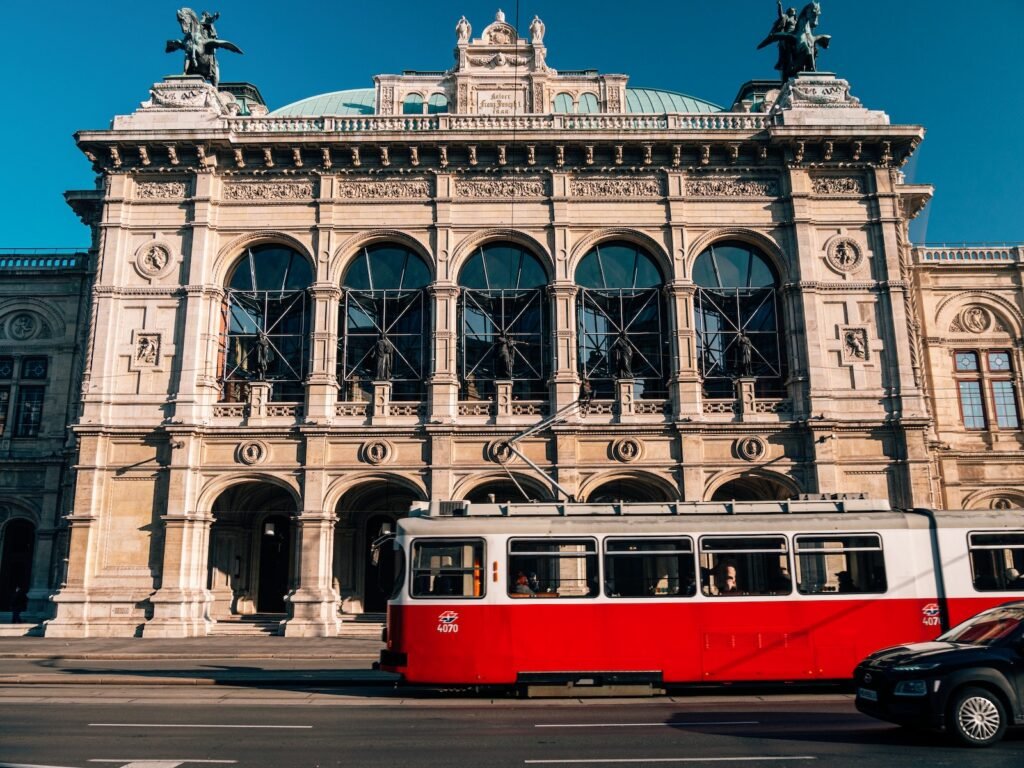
[893,662,940,673]
[893,679,929,697]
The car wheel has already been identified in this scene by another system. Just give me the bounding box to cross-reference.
[948,686,1007,747]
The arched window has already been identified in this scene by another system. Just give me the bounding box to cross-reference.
[402,93,424,115]
[578,92,600,114]
[553,93,574,113]
[427,93,449,114]
[458,243,549,401]
[340,244,431,401]
[693,241,787,398]
[576,242,667,399]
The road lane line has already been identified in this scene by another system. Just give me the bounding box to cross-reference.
[89,761,236,765]
[535,721,759,728]
[525,758,815,765]
[89,723,311,729]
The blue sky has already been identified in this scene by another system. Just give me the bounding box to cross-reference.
[3,1,1021,248]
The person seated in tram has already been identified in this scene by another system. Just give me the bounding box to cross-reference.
[512,572,534,595]
[713,562,740,595]
[836,570,856,593]
[1005,567,1023,589]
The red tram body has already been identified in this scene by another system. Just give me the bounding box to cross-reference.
[378,500,1024,687]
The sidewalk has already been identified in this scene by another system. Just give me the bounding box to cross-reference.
[0,635,396,687]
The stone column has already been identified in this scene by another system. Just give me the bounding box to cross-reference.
[284,511,340,637]
[144,512,212,638]
[665,281,700,420]
[307,283,341,423]
[548,282,579,413]
[43,512,96,637]
[429,283,460,423]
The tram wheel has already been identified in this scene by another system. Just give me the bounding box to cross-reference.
[947,686,1006,747]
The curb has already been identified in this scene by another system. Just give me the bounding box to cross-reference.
[0,672,400,686]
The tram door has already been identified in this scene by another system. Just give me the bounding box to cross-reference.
[257,514,291,613]
[363,515,394,613]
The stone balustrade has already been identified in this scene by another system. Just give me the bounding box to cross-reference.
[915,245,1023,264]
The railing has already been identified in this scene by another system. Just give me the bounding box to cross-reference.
[915,245,1022,264]
[227,112,768,135]
[0,252,85,270]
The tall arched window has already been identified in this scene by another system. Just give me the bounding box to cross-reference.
[402,93,424,115]
[222,244,313,402]
[553,93,574,113]
[458,243,549,401]
[578,93,599,114]
[427,93,449,114]
[693,241,787,398]
[340,244,431,401]
[576,242,667,399]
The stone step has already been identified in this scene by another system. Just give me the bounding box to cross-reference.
[338,612,385,639]
[209,614,284,637]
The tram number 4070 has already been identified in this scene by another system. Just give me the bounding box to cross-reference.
[437,611,460,633]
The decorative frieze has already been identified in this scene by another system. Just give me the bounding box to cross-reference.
[223,181,315,201]
[687,177,779,197]
[811,176,865,195]
[454,179,546,198]
[569,177,662,198]
[335,180,431,200]
[135,181,188,199]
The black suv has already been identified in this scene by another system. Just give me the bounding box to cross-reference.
[855,602,1024,746]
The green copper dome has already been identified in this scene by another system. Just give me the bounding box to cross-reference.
[270,87,721,116]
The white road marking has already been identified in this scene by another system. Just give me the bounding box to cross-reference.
[89,761,236,767]
[525,758,815,765]
[535,721,759,728]
[87,729,309,733]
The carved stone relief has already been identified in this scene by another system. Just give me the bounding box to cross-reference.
[811,176,865,195]
[454,179,546,198]
[735,436,767,462]
[487,440,514,464]
[135,242,175,279]
[134,334,160,366]
[841,327,869,362]
[236,440,269,465]
[611,437,643,463]
[824,236,864,274]
[136,181,189,199]
[570,177,662,198]
[361,439,393,465]
[223,181,315,201]
[8,313,38,341]
[960,306,991,334]
[335,180,431,200]
[686,177,779,197]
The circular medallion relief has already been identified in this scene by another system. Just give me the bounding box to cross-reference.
[236,440,268,465]
[960,306,991,334]
[8,313,37,340]
[611,437,643,463]
[487,440,514,464]
[735,436,767,462]
[824,237,863,274]
[135,241,174,279]
[361,439,393,465]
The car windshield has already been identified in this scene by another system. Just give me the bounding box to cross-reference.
[938,606,1024,646]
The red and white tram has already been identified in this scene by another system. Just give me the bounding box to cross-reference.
[377,499,1024,689]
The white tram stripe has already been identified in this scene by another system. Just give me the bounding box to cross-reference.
[525,757,815,765]
[89,723,311,729]
[536,721,759,728]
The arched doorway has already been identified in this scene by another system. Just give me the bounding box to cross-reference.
[462,476,552,504]
[335,480,423,614]
[710,475,793,501]
[207,482,297,618]
[0,519,35,612]
[584,476,677,504]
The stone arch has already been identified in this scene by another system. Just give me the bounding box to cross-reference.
[578,470,679,503]
[962,488,1024,510]
[705,470,800,502]
[934,291,1024,338]
[449,229,553,284]
[452,472,554,503]
[212,232,315,287]
[0,498,42,527]
[568,228,672,283]
[686,228,790,284]
[0,299,65,341]
[196,473,302,516]
[329,230,435,286]
[325,472,428,518]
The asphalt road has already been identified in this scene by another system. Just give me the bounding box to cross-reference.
[1,687,1022,768]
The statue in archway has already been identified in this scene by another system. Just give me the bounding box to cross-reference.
[166,8,243,87]
[373,335,395,381]
[611,332,634,379]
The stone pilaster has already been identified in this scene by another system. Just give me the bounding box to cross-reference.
[428,283,460,423]
[548,282,579,412]
[307,283,342,422]
[283,511,340,637]
[144,513,212,638]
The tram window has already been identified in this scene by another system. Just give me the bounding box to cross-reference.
[508,538,598,598]
[699,536,790,596]
[968,532,1024,591]
[794,535,887,595]
[410,539,485,599]
[604,538,696,598]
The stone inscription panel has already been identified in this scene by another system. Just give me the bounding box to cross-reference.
[476,89,526,115]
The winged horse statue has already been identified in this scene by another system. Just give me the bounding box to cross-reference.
[165,8,243,87]
[758,1,831,82]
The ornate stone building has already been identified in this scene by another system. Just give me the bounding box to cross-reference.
[10,11,1019,636]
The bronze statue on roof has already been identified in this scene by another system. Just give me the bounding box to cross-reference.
[758,1,831,82]
[165,8,243,87]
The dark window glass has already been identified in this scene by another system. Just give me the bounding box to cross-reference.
[576,242,667,399]
[553,93,574,113]
[988,351,1011,372]
[14,386,44,437]
[955,351,979,372]
[0,357,13,379]
[604,538,696,598]
[958,381,986,429]
[699,536,790,596]
[992,381,1020,429]
[578,93,599,114]
[402,94,424,115]
[427,93,449,114]
[694,242,786,398]
[795,535,887,594]
[968,532,1024,592]
[21,358,48,379]
[458,244,549,400]
[410,539,484,598]
[508,539,598,598]
[0,386,9,434]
